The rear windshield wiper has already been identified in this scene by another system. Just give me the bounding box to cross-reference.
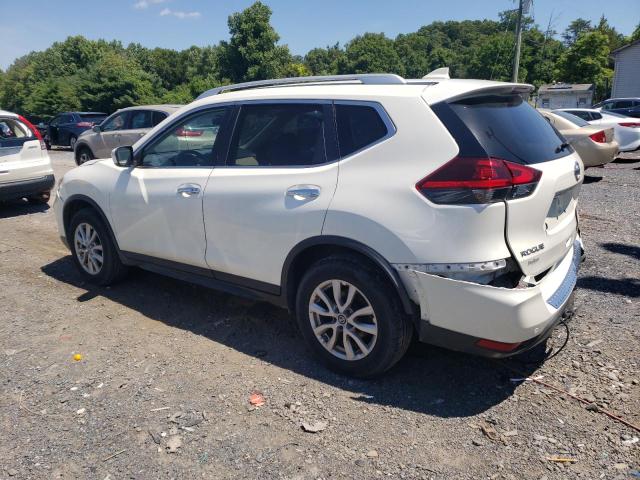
[555,142,571,153]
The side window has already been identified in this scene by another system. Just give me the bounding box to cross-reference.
[601,102,613,110]
[0,118,30,139]
[102,112,128,132]
[591,112,602,120]
[129,110,153,129]
[142,107,227,168]
[228,103,327,167]
[613,100,633,109]
[567,110,590,121]
[49,116,61,127]
[152,111,167,126]
[335,104,389,157]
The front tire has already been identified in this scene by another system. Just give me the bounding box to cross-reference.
[295,255,413,378]
[68,208,128,286]
[69,135,77,151]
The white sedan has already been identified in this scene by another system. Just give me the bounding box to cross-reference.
[556,108,640,152]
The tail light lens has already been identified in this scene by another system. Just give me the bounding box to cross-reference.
[18,115,46,150]
[175,127,203,137]
[416,156,542,205]
[76,121,93,127]
[589,130,607,143]
[619,122,640,128]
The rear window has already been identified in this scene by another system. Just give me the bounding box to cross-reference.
[152,111,167,126]
[445,95,570,164]
[553,110,589,127]
[335,104,389,157]
[0,117,35,147]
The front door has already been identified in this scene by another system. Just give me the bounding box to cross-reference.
[98,111,130,157]
[203,102,339,288]
[110,106,230,268]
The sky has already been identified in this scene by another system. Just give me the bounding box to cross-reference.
[1,0,639,70]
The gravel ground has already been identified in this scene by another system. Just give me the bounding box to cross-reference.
[0,149,638,479]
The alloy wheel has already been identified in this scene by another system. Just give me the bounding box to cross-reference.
[308,279,378,361]
[74,222,103,275]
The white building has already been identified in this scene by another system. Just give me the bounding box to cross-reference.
[611,39,640,98]
[536,83,594,109]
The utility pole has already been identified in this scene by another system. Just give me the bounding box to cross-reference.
[512,0,524,82]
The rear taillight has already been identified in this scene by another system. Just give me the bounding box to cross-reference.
[416,156,542,205]
[76,122,93,127]
[175,127,203,137]
[589,130,607,143]
[619,122,640,128]
[18,115,46,150]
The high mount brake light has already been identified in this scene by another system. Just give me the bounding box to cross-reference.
[588,130,607,143]
[416,156,542,205]
[18,115,46,150]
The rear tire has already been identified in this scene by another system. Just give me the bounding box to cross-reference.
[68,208,128,286]
[69,135,77,151]
[295,255,413,378]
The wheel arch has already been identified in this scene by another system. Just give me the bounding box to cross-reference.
[281,236,418,318]
[63,194,127,263]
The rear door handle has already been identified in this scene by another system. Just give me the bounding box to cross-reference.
[286,185,320,201]
[177,184,201,197]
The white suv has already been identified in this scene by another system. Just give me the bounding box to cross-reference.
[0,110,54,204]
[54,72,585,377]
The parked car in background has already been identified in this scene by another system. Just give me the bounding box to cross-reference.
[45,112,107,151]
[55,73,584,377]
[538,110,617,168]
[0,110,54,204]
[74,105,181,165]
[592,98,640,118]
[557,108,640,152]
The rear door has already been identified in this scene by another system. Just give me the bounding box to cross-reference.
[125,110,156,146]
[447,94,582,276]
[203,102,339,287]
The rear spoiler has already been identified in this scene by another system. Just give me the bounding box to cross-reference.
[423,82,534,105]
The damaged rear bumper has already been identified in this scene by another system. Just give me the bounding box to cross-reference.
[397,236,584,357]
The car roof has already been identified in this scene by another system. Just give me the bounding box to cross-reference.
[116,105,183,113]
[0,109,18,118]
[188,78,533,110]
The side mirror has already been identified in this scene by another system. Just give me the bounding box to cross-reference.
[112,146,134,167]
[92,125,102,133]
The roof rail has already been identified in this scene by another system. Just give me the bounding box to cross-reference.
[196,74,407,100]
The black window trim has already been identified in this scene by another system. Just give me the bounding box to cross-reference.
[134,105,234,169]
[333,100,397,161]
[222,99,338,169]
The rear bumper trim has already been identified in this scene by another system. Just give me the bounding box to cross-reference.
[546,240,581,309]
[0,174,55,201]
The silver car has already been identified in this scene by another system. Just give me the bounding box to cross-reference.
[74,105,182,165]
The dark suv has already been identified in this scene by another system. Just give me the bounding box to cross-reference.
[45,112,107,150]
[593,98,640,118]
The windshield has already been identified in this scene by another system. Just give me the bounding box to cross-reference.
[553,110,589,127]
[448,94,570,165]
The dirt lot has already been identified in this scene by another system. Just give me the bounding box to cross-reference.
[1,149,638,479]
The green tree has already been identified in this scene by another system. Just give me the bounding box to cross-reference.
[557,31,612,100]
[219,1,291,82]
[562,18,592,46]
[78,52,158,112]
[304,44,344,75]
[629,22,640,42]
[339,33,405,75]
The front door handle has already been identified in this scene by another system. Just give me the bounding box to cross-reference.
[177,184,201,197]
[286,186,320,201]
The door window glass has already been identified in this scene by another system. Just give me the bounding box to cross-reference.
[335,104,389,157]
[130,110,154,129]
[102,113,128,132]
[142,107,227,167]
[601,102,613,110]
[228,103,327,167]
[613,100,633,109]
[152,111,167,126]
